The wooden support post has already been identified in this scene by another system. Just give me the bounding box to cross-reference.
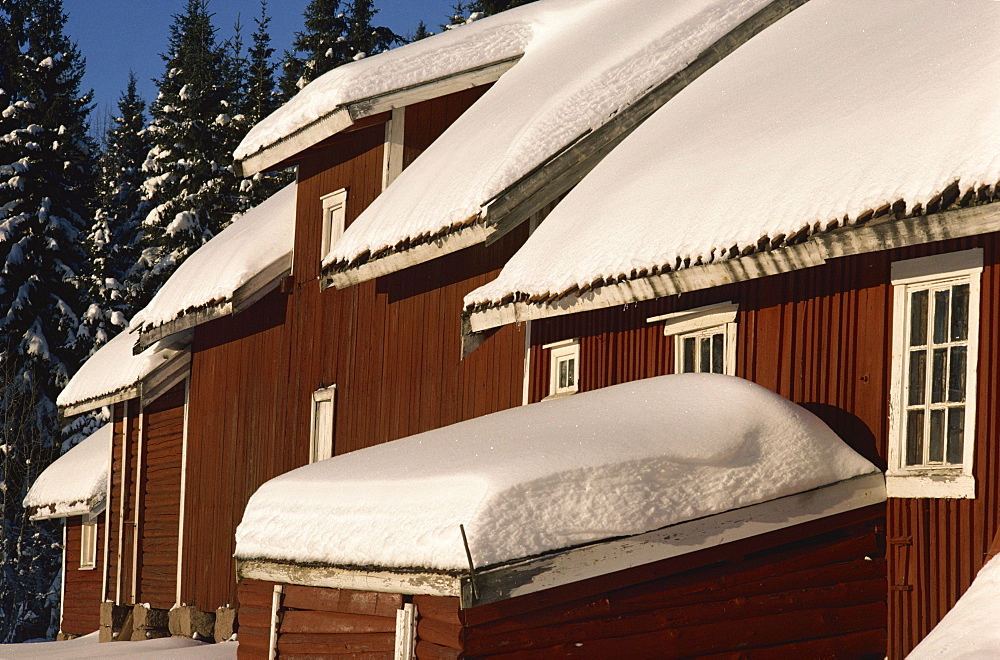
[268,584,284,660]
[394,602,418,660]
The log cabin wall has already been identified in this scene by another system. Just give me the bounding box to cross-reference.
[182,84,526,612]
[528,234,1000,657]
[105,402,139,604]
[61,516,103,635]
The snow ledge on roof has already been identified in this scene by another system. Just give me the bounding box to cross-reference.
[24,424,110,520]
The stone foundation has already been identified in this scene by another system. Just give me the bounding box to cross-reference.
[214,606,237,643]
[99,602,129,643]
[169,605,215,640]
[130,604,170,641]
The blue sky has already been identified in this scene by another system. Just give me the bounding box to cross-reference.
[63,1,457,120]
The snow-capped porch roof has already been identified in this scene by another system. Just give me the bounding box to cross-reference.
[24,424,110,520]
[464,0,1000,330]
[235,374,881,599]
[128,183,296,351]
[314,0,801,287]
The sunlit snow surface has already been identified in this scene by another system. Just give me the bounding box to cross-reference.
[23,425,109,519]
[0,632,236,658]
[909,554,1000,658]
[467,0,1000,306]
[129,183,296,334]
[236,374,878,572]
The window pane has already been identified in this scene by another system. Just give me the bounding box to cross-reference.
[558,358,569,389]
[711,333,724,374]
[947,407,965,464]
[910,290,928,346]
[566,357,576,388]
[929,409,944,463]
[951,283,969,342]
[908,350,926,406]
[906,410,924,466]
[700,337,711,373]
[683,337,695,373]
[933,289,950,344]
[931,348,947,404]
[948,346,967,403]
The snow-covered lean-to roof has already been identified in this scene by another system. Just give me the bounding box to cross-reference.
[24,424,110,520]
[236,375,883,601]
[129,183,296,350]
[465,0,1000,330]
[56,328,190,416]
[244,0,799,286]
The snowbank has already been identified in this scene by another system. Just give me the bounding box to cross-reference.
[236,374,878,572]
[130,183,296,335]
[0,632,236,658]
[23,425,109,520]
[56,329,184,411]
[466,0,1000,307]
[319,0,777,272]
[909,554,1000,658]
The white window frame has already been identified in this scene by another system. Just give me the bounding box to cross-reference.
[79,514,98,570]
[309,384,337,463]
[888,249,981,499]
[382,107,405,191]
[648,302,738,376]
[320,189,348,261]
[544,339,580,398]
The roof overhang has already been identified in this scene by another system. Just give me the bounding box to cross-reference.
[321,0,813,289]
[236,56,522,178]
[466,200,1000,340]
[29,496,106,521]
[237,470,885,609]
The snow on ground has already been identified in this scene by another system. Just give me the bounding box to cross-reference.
[909,554,1000,658]
[466,0,1000,306]
[23,424,109,520]
[319,0,776,271]
[129,183,296,334]
[56,328,184,411]
[236,374,878,572]
[0,633,236,659]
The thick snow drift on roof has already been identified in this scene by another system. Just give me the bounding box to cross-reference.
[235,5,540,162]
[236,374,878,572]
[56,329,182,410]
[130,183,296,334]
[322,0,776,270]
[23,424,109,519]
[0,632,237,658]
[909,554,1000,658]
[467,0,1000,306]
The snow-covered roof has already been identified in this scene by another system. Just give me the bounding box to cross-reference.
[235,374,879,573]
[56,328,189,415]
[319,0,784,283]
[129,183,296,345]
[24,424,110,520]
[909,554,1000,658]
[465,0,1000,315]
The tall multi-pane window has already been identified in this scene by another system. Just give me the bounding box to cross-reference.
[80,515,98,570]
[320,189,348,261]
[889,250,981,498]
[310,385,337,463]
[544,339,580,397]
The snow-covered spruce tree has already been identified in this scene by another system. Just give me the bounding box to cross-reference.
[342,0,399,62]
[128,0,244,309]
[0,0,94,642]
[410,20,433,42]
[83,73,148,351]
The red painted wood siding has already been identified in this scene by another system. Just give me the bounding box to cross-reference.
[105,403,139,604]
[61,516,103,635]
[528,234,1000,657]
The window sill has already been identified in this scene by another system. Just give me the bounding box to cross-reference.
[542,391,578,402]
[77,565,97,571]
[885,470,975,499]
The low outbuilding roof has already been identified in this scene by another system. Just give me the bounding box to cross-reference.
[24,424,110,520]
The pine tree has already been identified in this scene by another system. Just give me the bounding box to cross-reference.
[0,0,94,641]
[410,21,432,42]
[129,0,244,309]
[470,0,536,15]
[342,0,398,61]
[245,0,279,125]
[83,73,148,351]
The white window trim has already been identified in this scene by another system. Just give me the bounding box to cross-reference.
[543,339,579,398]
[79,513,98,570]
[648,302,738,376]
[382,107,405,191]
[309,384,337,464]
[887,249,982,499]
[320,189,348,262]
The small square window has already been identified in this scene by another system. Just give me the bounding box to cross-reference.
[888,249,981,498]
[310,385,337,463]
[320,189,348,261]
[79,515,97,570]
[544,339,579,397]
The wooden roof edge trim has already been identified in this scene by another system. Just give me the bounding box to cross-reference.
[466,471,886,609]
[135,302,232,353]
[465,199,1000,336]
[236,56,521,178]
[323,221,490,289]
[27,493,107,521]
[60,385,140,417]
[236,558,463,598]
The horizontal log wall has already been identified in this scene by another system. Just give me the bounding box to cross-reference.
[415,595,463,660]
[463,508,886,658]
[61,516,103,636]
[529,234,1000,656]
[106,403,139,604]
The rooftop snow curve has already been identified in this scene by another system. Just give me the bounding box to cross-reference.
[24,424,110,520]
